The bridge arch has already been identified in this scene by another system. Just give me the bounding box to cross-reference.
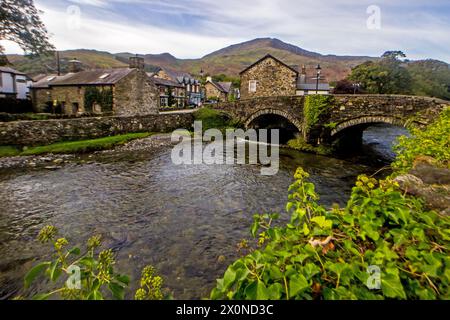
[244,108,303,133]
[330,116,407,138]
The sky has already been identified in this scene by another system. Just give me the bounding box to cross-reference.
[2,0,450,62]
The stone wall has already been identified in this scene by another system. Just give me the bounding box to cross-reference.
[240,56,298,100]
[0,112,194,146]
[114,70,159,116]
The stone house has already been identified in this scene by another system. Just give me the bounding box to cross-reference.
[153,68,202,106]
[31,57,159,116]
[151,76,186,109]
[204,77,233,102]
[239,54,330,99]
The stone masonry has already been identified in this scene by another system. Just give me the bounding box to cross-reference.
[0,113,194,146]
[240,55,298,100]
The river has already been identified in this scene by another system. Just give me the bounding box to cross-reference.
[0,124,408,299]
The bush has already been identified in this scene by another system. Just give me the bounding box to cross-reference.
[211,168,450,300]
[392,107,450,174]
[303,95,333,132]
[20,226,166,300]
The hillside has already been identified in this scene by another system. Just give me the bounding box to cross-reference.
[6,38,376,81]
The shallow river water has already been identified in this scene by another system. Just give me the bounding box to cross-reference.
[0,125,407,299]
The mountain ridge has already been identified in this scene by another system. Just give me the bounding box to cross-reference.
[6,38,447,83]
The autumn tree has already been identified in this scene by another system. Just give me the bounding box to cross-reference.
[0,0,54,65]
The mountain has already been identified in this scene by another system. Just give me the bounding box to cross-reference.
[0,38,395,82]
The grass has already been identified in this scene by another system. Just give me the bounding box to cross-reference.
[0,132,153,158]
[193,107,242,132]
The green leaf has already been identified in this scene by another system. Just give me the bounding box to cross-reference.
[32,293,52,300]
[68,247,81,256]
[49,260,62,282]
[311,216,332,230]
[245,280,269,300]
[24,262,51,288]
[303,223,310,236]
[109,282,125,300]
[223,268,237,289]
[289,274,309,297]
[115,274,130,286]
[268,283,284,300]
[87,290,104,300]
[381,269,407,299]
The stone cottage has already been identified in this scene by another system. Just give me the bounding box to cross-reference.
[151,76,186,109]
[31,57,159,116]
[152,68,202,106]
[204,77,233,102]
[239,54,330,99]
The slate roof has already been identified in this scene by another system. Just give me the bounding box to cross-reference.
[239,54,299,75]
[208,80,232,93]
[156,67,200,85]
[0,66,26,76]
[297,83,331,91]
[151,76,185,88]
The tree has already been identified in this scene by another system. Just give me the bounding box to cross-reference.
[0,0,54,65]
[382,50,407,61]
[348,51,412,94]
[333,79,364,94]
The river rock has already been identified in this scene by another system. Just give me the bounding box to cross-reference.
[395,165,450,216]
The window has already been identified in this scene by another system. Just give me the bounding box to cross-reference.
[249,80,257,93]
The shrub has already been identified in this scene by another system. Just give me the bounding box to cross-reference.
[303,95,333,132]
[20,226,166,300]
[392,107,450,174]
[211,168,450,300]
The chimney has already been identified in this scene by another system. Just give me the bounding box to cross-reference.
[299,65,307,84]
[68,58,82,73]
[129,55,145,70]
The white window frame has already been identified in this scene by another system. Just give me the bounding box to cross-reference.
[249,80,257,93]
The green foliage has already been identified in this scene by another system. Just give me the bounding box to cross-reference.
[349,51,450,100]
[84,87,113,113]
[211,168,450,300]
[194,107,241,132]
[22,226,165,300]
[392,107,450,174]
[303,95,333,131]
[0,133,153,158]
[287,137,332,156]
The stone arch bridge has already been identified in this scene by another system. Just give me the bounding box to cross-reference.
[213,95,448,146]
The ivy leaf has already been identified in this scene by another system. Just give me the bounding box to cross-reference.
[289,274,309,297]
[87,290,104,300]
[115,274,130,286]
[245,280,269,300]
[109,282,125,300]
[223,268,237,290]
[68,247,81,256]
[49,260,62,282]
[311,216,332,230]
[24,262,51,288]
[303,223,310,236]
[268,283,284,300]
[381,269,407,299]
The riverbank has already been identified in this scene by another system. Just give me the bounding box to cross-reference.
[0,133,176,170]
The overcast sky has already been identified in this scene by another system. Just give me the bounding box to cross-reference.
[2,0,450,62]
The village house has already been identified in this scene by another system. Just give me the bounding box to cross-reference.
[31,57,159,116]
[153,67,202,106]
[239,54,330,100]
[204,77,233,102]
[0,66,33,100]
[151,76,186,109]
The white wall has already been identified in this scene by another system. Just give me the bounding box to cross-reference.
[15,74,29,99]
[0,72,31,99]
[0,72,15,94]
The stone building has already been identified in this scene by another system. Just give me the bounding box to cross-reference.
[151,76,186,109]
[153,68,202,106]
[204,77,233,102]
[31,57,159,116]
[239,54,330,99]
[239,54,298,100]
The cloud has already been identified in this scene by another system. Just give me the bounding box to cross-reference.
[2,0,449,62]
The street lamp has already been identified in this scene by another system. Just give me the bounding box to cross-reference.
[315,64,322,94]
